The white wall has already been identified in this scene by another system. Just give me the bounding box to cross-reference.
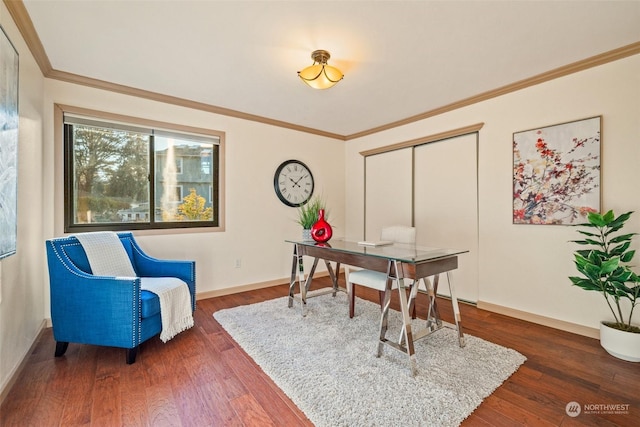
[0,2,46,395]
[345,54,640,333]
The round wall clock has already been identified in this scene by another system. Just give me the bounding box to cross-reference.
[273,160,314,207]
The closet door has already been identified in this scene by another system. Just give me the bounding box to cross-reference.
[414,134,478,302]
[364,148,412,240]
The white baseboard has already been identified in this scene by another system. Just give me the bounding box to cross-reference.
[196,270,333,300]
[196,277,287,300]
[477,301,599,339]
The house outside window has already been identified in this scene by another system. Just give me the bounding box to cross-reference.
[175,157,184,174]
[62,108,224,232]
[201,150,212,175]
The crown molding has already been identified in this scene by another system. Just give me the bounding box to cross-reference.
[3,0,51,73]
[359,122,484,157]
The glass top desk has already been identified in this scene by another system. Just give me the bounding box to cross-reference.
[285,238,468,375]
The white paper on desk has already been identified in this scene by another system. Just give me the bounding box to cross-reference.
[357,240,393,247]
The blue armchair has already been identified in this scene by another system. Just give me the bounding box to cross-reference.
[45,232,196,364]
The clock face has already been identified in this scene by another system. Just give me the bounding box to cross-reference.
[273,160,314,207]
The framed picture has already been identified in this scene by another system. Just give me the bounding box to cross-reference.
[0,25,19,259]
[513,116,601,225]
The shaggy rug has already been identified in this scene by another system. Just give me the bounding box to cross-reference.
[213,290,526,427]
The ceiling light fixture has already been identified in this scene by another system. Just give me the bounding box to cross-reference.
[297,50,344,90]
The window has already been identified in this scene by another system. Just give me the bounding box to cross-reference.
[63,109,223,232]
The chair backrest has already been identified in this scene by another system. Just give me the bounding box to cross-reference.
[47,233,136,275]
[380,226,416,244]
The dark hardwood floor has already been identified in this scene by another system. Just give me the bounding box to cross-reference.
[1,275,639,426]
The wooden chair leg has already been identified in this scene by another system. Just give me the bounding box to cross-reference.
[378,290,384,308]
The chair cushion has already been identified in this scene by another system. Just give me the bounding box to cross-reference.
[348,270,398,291]
[140,290,160,319]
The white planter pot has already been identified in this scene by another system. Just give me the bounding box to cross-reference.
[302,229,313,241]
[599,322,640,362]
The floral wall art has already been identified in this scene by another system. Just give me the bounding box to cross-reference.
[513,116,601,225]
[0,25,19,259]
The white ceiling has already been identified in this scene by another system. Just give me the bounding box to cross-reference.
[22,0,640,137]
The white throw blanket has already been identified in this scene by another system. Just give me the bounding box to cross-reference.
[141,277,194,343]
[75,231,136,277]
[75,231,193,342]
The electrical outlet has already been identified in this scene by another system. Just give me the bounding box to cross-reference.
[235,259,242,268]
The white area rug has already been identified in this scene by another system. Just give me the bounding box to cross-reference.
[213,290,526,427]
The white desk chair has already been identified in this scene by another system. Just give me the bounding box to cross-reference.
[347,226,424,318]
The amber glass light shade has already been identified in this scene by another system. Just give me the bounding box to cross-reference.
[297,50,344,89]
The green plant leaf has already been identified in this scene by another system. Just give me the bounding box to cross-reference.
[611,281,632,293]
[620,249,636,263]
[573,221,595,228]
[586,238,605,246]
[588,211,606,226]
[610,241,631,256]
[583,263,603,281]
[602,210,616,223]
[569,276,598,290]
[606,212,633,234]
[600,257,621,274]
[586,250,605,266]
[609,268,633,283]
[573,253,590,266]
[609,211,633,227]
[575,249,593,258]
[570,239,601,246]
[609,233,637,243]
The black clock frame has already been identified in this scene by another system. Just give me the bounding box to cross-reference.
[273,160,315,207]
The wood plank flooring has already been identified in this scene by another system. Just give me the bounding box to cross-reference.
[1,275,639,426]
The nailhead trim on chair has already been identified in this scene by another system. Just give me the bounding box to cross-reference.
[119,235,143,347]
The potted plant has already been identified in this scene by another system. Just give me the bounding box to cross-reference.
[296,195,327,241]
[569,210,640,362]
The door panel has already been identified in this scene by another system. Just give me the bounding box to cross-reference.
[414,134,478,302]
[364,149,413,240]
